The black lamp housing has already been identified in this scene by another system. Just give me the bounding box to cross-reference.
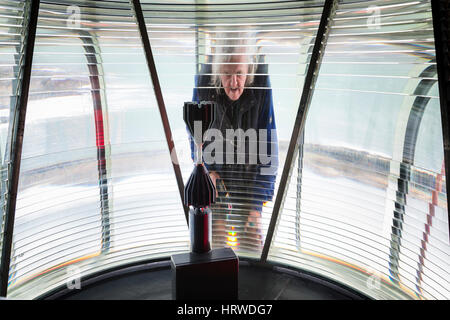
[183,101,217,253]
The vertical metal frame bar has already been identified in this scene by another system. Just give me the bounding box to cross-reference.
[295,130,305,249]
[80,30,112,253]
[431,0,450,241]
[388,65,438,295]
[0,0,40,297]
[261,0,338,262]
[295,35,317,251]
[130,0,189,223]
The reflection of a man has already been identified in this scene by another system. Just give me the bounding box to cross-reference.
[190,32,278,252]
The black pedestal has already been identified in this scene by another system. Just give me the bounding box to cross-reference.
[171,247,239,300]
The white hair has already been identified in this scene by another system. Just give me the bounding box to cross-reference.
[210,31,259,92]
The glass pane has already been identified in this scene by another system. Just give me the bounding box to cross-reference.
[142,0,325,258]
[7,0,189,299]
[0,0,26,279]
[268,0,449,300]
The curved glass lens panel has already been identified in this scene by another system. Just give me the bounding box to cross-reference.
[268,0,449,300]
[141,0,325,258]
[0,0,26,271]
[7,0,188,299]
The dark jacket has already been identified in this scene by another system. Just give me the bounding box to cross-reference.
[189,62,278,210]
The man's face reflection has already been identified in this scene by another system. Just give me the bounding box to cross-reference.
[220,55,248,101]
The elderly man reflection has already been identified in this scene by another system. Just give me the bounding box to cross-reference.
[190,34,278,252]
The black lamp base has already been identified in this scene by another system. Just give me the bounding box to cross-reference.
[171,247,239,300]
